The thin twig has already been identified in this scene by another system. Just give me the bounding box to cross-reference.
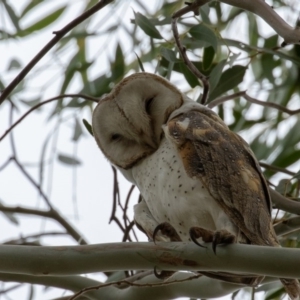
[172,1,211,104]
[260,162,296,177]
[274,216,300,237]
[69,274,201,300]
[0,94,98,142]
[208,90,300,115]
[0,204,87,244]
[3,231,68,245]
[0,157,13,171]
[122,220,135,242]
[208,91,246,108]
[0,0,114,105]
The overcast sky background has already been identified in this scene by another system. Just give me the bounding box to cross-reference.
[0,0,298,299]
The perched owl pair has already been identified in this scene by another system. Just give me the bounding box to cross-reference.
[92,72,300,299]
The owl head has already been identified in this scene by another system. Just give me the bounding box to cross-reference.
[92,72,185,170]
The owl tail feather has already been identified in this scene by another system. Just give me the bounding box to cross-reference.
[281,278,300,300]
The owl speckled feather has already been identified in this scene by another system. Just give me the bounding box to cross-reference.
[92,72,300,299]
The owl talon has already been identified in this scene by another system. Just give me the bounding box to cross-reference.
[154,266,175,279]
[189,227,235,253]
[153,222,182,244]
[212,230,236,254]
[189,227,212,248]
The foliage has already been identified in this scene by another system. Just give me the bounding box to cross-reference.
[0,0,300,299]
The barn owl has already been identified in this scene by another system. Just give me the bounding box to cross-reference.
[92,72,300,299]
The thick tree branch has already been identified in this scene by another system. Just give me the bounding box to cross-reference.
[0,0,114,105]
[0,242,300,279]
[219,0,300,45]
[270,188,300,215]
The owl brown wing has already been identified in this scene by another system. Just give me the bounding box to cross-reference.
[167,109,279,246]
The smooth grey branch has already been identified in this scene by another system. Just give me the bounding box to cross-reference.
[0,242,300,279]
[219,0,300,45]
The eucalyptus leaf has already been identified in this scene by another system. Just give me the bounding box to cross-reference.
[57,154,81,166]
[208,65,247,101]
[189,24,218,52]
[134,12,162,39]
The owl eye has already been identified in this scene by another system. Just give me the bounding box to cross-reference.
[145,96,155,115]
[111,133,122,142]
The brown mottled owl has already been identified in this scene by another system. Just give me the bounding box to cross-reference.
[92,72,300,299]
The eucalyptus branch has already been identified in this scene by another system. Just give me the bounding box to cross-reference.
[0,271,243,300]
[3,231,68,245]
[269,188,300,215]
[0,273,101,300]
[0,0,114,105]
[172,1,211,104]
[219,0,300,45]
[274,216,300,237]
[1,242,300,279]
[69,274,201,300]
[0,204,87,245]
[208,91,300,115]
[260,162,296,177]
[0,94,98,143]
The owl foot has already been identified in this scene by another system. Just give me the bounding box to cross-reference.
[153,222,182,243]
[189,227,235,254]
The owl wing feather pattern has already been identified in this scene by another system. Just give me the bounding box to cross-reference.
[167,109,278,247]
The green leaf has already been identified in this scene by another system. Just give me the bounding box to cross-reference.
[189,24,218,52]
[208,65,247,101]
[160,47,181,63]
[20,98,41,108]
[202,46,215,70]
[178,63,198,88]
[82,119,93,137]
[134,52,145,72]
[58,154,81,166]
[293,170,300,179]
[208,59,226,91]
[134,12,163,39]
[20,0,44,18]
[60,52,82,94]
[72,119,83,142]
[7,58,22,70]
[20,6,66,36]
[111,43,125,82]
[2,0,21,31]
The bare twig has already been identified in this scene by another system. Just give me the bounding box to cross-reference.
[0,157,13,171]
[172,1,211,104]
[69,274,201,300]
[208,90,300,115]
[3,231,68,245]
[208,91,246,108]
[0,204,87,244]
[0,0,114,105]
[0,94,98,142]
[260,162,296,177]
[274,216,300,237]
